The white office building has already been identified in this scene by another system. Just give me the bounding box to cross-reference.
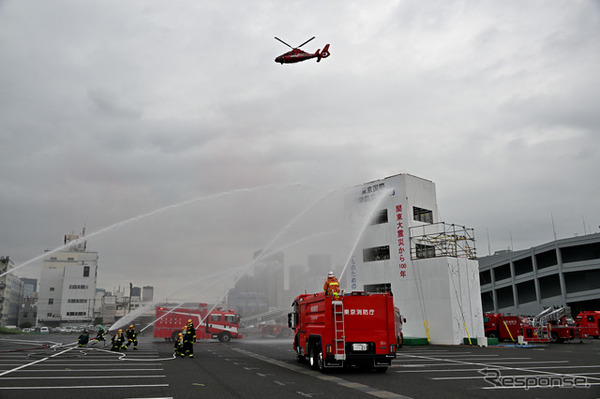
[37,232,98,327]
[342,173,484,344]
[0,256,24,327]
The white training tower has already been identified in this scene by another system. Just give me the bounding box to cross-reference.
[342,173,484,345]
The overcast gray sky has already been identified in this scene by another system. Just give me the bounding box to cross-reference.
[1,0,599,301]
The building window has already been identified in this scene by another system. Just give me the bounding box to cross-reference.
[415,244,436,259]
[66,311,87,316]
[67,299,88,303]
[83,266,90,277]
[211,314,222,322]
[49,287,55,291]
[363,246,391,262]
[48,298,54,305]
[47,313,53,317]
[493,264,511,281]
[370,209,388,225]
[413,207,433,224]
[69,284,88,289]
[479,270,492,284]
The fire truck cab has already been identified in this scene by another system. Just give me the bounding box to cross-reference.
[483,313,521,341]
[289,286,397,373]
[576,311,600,338]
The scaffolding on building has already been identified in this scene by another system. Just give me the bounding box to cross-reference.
[409,222,477,260]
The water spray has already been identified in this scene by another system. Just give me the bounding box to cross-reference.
[338,188,394,281]
[134,229,339,334]
[194,186,346,327]
[138,266,242,333]
[1,183,304,279]
[109,266,245,332]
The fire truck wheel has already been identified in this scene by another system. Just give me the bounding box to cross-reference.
[375,367,388,373]
[280,328,292,338]
[550,331,560,343]
[218,332,231,343]
[296,351,305,363]
[316,348,326,372]
[309,347,319,370]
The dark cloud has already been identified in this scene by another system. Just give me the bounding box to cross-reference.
[1,0,599,299]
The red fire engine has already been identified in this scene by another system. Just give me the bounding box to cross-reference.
[258,316,292,338]
[575,311,600,338]
[288,285,397,373]
[484,313,521,341]
[520,306,580,343]
[154,304,242,342]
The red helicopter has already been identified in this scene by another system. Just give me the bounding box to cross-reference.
[274,36,330,64]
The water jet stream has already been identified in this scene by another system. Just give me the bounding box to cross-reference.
[135,229,339,333]
[338,188,394,281]
[110,267,244,332]
[1,183,303,278]
[197,186,346,323]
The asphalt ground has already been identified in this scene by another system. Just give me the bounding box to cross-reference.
[1,333,599,398]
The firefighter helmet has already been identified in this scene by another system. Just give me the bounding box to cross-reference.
[328,271,334,277]
[178,332,183,337]
[118,329,122,333]
[187,319,192,323]
[129,325,134,329]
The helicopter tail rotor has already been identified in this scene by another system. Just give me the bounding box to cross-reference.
[317,44,330,62]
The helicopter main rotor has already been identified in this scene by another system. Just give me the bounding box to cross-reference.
[274,36,315,50]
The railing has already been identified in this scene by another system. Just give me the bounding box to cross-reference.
[409,222,477,260]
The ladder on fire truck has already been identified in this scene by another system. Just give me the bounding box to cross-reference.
[333,300,346,360]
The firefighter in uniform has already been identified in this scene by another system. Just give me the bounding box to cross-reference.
[78,329,89,347]
[125,324,138,350]
[94,325,106,346]
[183,319,196,358]
[174,332,185,358]
[324,271,340,298]
[111,329,126,351]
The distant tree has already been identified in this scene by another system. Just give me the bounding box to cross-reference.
[20,321,32,329]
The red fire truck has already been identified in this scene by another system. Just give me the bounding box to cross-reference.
[154,304,242,342]
[483,313,522,341]
[288,286,397,373]
[520,306,580,343]
[575,311,600,338]
[258,316,292,338]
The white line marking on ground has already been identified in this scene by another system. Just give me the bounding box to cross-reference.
[432,372,600,380]
[0,384,170,390]
[482,382,600,390]
[0,375,166,380]
[0,368,164,372]
[396,352,600,384]
[0,346,76,377]
[233,347,412,399]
